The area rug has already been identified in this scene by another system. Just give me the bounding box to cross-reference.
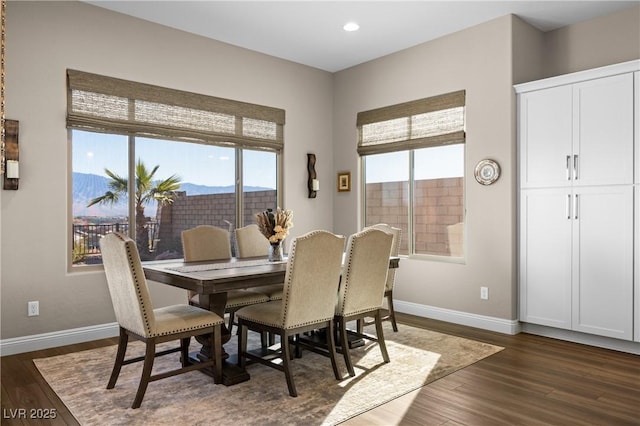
[34,323,502,425]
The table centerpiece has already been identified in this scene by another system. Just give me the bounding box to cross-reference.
[255,208,293,262]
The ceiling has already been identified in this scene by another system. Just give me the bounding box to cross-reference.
[86,1,638,72]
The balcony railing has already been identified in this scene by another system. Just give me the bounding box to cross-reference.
[72,222,159,258]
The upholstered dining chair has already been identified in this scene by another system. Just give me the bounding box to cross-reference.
[359,223,402,332]
[100,233,223,409]
[336,228,393,377]
[181,225,270,333]
[235,224,284,301]
[236,230,346,397]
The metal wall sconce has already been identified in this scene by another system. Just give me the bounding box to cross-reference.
[3,119,19,190]
[307,153,319,198]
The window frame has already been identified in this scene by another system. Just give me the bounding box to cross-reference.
[67,70,284,271]
[358,91,466,262]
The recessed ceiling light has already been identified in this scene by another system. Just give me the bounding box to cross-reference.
[343,22,359,32]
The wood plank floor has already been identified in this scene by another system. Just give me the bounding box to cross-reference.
[2,313,639,425]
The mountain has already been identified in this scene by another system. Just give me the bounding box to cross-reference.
[72,172,272,217]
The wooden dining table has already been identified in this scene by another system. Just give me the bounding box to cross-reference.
[142,255,400,385]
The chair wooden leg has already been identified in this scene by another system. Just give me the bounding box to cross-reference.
[338,317,355,377]
[229,311,236,335]
[356,319,364,334]
[374,311,390,363]
[281,331,297,397]
[180,337,191,367]
[293,334,302,358]
[386,291,398,332]
[107,327,129,389]
[212,325,222,384]
[132,339,156,409]
[326,320,341,380]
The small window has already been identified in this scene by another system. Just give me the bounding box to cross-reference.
[359,91,465,259]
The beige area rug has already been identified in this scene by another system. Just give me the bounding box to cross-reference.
[34,323,502,425]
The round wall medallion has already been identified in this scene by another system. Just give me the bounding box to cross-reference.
[474,159,500,185]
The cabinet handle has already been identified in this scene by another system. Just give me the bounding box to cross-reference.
[566,155,571,180]
[574,194,579,220]
[573,154,578,180]
[567,194,571,219]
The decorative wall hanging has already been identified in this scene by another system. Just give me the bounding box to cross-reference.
[3,119,18,190]
[474,159,500,185]
[307,153,319,198]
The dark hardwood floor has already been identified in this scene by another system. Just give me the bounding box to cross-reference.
[2,313,638,425]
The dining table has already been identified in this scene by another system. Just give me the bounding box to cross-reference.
[142,255,400,385]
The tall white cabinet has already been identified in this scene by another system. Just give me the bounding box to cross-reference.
[635,70,639,343]
[516,60,639,342]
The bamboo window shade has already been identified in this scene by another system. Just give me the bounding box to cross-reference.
[357,90,465,156]
[66,69,285,152]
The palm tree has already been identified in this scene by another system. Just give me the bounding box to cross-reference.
[87,159,181,258]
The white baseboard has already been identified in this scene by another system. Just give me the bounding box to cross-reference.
[395,300,640,355]
[395,300,521,335]
[0,322,119,356]
[1,302,518,356]
[521,323,640,355]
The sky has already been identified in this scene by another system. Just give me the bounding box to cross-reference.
[72,131,277,188]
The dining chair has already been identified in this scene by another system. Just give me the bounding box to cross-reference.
[100,233,223,409]
[335,228,393,377]
[235,224,284,301]
[359,223,401,332]
[181,225,270,333]
[236,230,346,397]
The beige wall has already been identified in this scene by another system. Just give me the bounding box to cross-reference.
[333,15,517,320]
[2,2,639,343]
[1,1,334,339]
[543,5,640,78]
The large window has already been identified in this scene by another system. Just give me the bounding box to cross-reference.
[68,70,283,267]
[359,91,465,259]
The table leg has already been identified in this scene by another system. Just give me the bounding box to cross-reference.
[192,292,250,386]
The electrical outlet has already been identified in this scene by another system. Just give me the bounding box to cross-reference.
[480,287,489,300]
[28,301,39,316]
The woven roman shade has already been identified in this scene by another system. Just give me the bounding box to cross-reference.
[357,90,465,156]
[67,69,285,152]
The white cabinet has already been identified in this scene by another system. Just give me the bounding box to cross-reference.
[633,71,640,342]
[519,85,573,188]
[519,72,634,189]
[519,188,573,329]
[520,186,633,339]
[634,71,639,186]
[516,60,638,342]
[571,186,633,340]
[635,185,639,343]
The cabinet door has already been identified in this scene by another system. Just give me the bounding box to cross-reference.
[635,185,639,343]
[635,72,639,185]
[572,186,634,340]
[633,71,640,342]
[574,73,634,186]
[520,188,572,328]
[519,85,573,188]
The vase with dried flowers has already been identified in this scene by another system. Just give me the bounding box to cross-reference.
[255,208,293,262]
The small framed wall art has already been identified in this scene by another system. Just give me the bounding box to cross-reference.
[337,171,351,192]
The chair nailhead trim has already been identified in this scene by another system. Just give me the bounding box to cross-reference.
[124,241,153,336]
